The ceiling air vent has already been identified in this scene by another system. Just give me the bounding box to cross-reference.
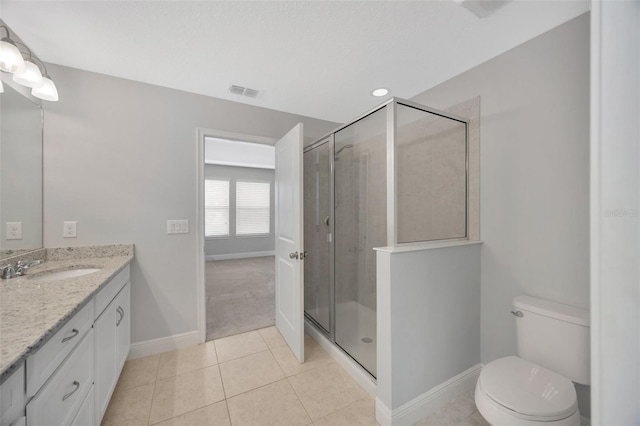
[228,84,262,98]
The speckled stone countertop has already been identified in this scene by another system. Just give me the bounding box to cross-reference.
[0,244,134,384]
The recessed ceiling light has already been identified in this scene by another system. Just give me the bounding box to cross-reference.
[371,88,389,97]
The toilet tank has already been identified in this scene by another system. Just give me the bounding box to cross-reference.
[513,295,590,385]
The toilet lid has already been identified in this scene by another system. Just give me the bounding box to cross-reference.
[479,356,578,420]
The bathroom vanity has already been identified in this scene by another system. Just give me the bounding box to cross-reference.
[0,245,134,426]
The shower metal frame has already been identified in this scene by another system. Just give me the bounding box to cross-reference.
[303,97,470,378]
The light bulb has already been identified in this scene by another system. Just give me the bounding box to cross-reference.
[371,88,389,97]
[31,76,58,101]
[0,38,25,73]
[13,59,43,88]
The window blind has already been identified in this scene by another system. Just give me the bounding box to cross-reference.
[204,179,229,237]
[236,181,270,235]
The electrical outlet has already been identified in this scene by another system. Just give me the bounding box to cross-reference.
[6,222,22,240]
[167,220,189,234]
[63,221,77,238]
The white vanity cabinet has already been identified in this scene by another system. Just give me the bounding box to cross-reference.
[0,364,25,426]
[0,263,131,426]
[94,267,130,424]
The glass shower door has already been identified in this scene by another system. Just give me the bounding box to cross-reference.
[303,141,332,333]
[334,108,387,377]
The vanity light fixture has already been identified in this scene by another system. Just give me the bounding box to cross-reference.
[0,24,59,101]
[371,88,389,97]
[0,25,25,74]
[29,56,58,101]
[12,48,43,88]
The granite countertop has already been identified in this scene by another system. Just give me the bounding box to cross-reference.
[0,244,134,384]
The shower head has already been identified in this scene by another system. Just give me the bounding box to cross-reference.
[334,144,354,160]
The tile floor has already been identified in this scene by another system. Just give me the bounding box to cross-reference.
[206,257,275,340]
[103,327,487,426]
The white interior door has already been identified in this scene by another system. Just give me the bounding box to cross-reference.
[275,123,305,363]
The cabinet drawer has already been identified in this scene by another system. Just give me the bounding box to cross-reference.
[0,364,25,426]
[94,265,129,318]
[70,385,94,426]
[26,302,93,397]
[26,330,93,426]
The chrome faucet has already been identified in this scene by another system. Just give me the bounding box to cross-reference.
[16,259,44,275]
[1,259,44,279]
[1,264,16,279]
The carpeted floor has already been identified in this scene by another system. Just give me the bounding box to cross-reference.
[206,256,275,341]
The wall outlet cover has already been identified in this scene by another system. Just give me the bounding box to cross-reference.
[6,222,22,240]
[63,221,77,238]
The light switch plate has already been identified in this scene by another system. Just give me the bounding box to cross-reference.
[6,222,22,240]
[167,220,189,234]
[63,221,77,238]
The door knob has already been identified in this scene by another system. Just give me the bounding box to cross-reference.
[289,252,299,259]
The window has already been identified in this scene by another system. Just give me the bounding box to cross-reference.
[236,180,270,236]
[204,179,229,237]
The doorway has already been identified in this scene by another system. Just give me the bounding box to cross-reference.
[199,131,277,341]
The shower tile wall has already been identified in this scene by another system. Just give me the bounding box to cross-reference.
[396,104,467,243]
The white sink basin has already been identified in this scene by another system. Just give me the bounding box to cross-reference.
[29,268,101,282]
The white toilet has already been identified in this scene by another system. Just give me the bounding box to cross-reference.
[475,295,589,425]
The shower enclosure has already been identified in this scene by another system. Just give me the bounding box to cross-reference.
[303,98,468,378]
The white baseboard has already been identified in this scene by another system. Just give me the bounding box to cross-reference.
[128,331,200,360]
[376,363,482,426]
[304,319,377,397]
[205,250,275,261]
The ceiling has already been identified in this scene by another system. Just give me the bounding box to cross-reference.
[0,1,589,123]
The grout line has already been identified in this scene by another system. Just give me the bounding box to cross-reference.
[145,381,156,426]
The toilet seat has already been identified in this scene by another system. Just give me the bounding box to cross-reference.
[478,356,578,422]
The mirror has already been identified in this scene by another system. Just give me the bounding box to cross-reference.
[0,80,43,259]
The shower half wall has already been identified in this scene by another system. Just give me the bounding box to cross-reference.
[303,98,469,380]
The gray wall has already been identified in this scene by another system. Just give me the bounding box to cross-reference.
[377,243,481,411]
[204,164,275,257]
[411,14,591,414]
[412,13,590,359]
[41,64,338,344]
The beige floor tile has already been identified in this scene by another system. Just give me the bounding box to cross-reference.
[219,350,285,397]
[314,397,378,426]
[470,411,489,426]
[227,379,311,426]
[288,363,368,420]
[115,355,160,392]
[258,326,287,349]
[149,365,226,424]
[157,341,218,380]
[271,336,334,377]
[214,330,268,363]
[101,383,154,426]
[153,401,231,426]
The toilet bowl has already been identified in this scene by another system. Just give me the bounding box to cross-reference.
[475,356,580,426]
[474,296,590,426]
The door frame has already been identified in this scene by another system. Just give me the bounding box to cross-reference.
[196,127,277,343]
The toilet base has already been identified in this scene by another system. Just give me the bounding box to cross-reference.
[475,381,580,426]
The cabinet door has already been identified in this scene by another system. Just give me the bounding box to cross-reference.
[115,283,130,371]
[94,299,118,424]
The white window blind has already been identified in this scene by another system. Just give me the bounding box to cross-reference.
[236,181,270,235]
[205,179,229,237]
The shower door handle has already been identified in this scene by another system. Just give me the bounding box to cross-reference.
[289,252,299,259]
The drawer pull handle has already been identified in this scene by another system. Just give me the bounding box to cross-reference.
[61,329,79,343]
[62,381,80,401]
[116,306,125,327]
